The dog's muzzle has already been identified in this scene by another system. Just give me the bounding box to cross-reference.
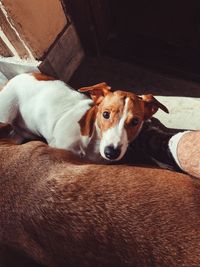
[104,145,121,160]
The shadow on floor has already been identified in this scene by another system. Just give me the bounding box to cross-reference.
[70,56,200,97]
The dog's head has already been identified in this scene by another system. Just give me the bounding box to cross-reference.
[79,83,168,161]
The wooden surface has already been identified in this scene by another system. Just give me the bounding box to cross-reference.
[64,0,200,83]
[39,24,84,82]
[63,0,112,55]
[1,0,67,59]
[0,9,29,58]
[0,38,12,57]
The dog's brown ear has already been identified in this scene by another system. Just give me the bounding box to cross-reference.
[78,82,111,104]
[141,94,169,119]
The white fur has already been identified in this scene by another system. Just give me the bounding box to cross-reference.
[0,73,93,155]
[0,74,145,161]
[100,97,129,160]
[168,131,191,169]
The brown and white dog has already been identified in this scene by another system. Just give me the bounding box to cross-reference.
[0,72,168,161]
[1,123,200,267]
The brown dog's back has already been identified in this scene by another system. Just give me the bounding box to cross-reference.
[0,132,200,267]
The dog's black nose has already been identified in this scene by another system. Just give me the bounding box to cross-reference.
[104,145,121,160]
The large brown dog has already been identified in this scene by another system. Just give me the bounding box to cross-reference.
[0,123,200,267]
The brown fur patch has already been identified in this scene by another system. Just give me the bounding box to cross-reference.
[141,94,169,119]
[0,137,200,267]
[32,72,56,81]
[79,106,97,137]
[79,82,111,104]
[96,91,144,141]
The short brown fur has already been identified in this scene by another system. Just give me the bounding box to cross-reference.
[0,123,200,267]
[32,72,56,81]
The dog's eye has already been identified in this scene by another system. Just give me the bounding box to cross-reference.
[131,117,139,126]
[103,111,110,119]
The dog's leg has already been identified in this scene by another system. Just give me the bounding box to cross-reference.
[0,84,18,124]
